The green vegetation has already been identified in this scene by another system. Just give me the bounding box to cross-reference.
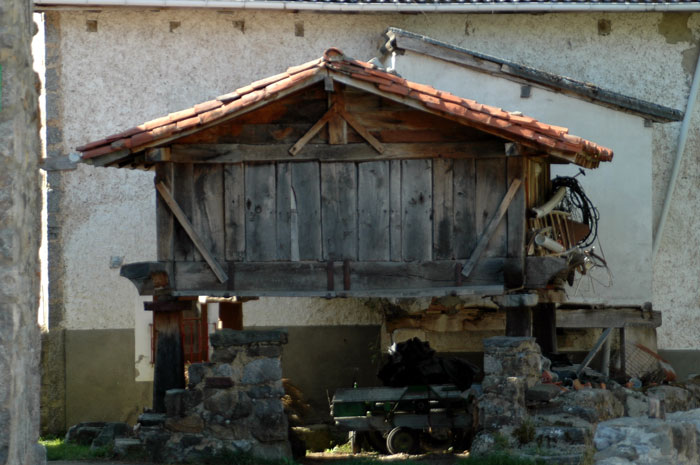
[39,437,112,461]
[513,419,536,446]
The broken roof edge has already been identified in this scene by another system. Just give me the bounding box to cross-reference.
[383,27,683,124]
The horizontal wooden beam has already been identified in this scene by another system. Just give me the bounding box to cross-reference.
[153,141,506,164]
[144,300,194,312]
[386,307,662,333]
[557,307,662,329]
[118,255,571,297]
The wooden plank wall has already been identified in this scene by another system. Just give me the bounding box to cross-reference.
[162,156,512,265]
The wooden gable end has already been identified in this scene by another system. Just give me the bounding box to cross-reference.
[129,82,558,298]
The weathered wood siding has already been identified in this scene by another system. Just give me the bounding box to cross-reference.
[162,155,513,265]
[153,83,525,294]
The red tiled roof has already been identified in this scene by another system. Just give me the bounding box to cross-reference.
[78,48,613,168]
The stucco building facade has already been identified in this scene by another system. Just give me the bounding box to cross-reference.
[34,3,700,431]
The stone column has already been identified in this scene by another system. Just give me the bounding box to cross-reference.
[471,337,542,454]
[0,0,44,462]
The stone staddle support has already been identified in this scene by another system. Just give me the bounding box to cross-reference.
[477,337,542,435]
[152,329,291,462]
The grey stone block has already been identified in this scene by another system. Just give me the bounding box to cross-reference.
[91,422,130,449]
[187,363,214,388]
[113,438,144,458]
[65,423,104,445]
[165,389,185,417]
[138,413,166,427]
[210,329,288,348]
[248,382,285,399]
[247,344,282,358]
[242,358,282,384]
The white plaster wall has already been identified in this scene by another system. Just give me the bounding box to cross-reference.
[51,9,700,359]
[391,51,653,306]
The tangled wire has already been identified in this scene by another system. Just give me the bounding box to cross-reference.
[552,175,599,248]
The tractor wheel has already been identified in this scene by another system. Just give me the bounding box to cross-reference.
[386,427,419,455]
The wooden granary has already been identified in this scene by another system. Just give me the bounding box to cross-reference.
[78,48,612,300]
[78,49,613,411]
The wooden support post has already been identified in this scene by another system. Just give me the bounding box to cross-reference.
[619,327,627,381]
[328,81,347,145]
[505,307,532,337]
[532,303,557,355]
[149,298,187,413]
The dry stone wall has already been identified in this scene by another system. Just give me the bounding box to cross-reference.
[0,0,44,463]
[129,329,291,463]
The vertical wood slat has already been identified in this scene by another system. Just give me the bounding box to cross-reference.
[245,163,276,261]
[293,162,322,260]
[276,163,292,261]
[506,156,526,288]
[156,162,175,263]
[321,162,357,260]
[173,163,195,261]
[433,158,454,260]
[358,161,390,261]
[475,157,506,257]
[389,160,402,262]
[224,164,245,261]
[453,158,476,260]
[402,159,432,261]
[192,165,225,261]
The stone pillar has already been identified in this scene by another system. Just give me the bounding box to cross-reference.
[471,337,542,454]
[139,329,291,463]
[0,0,44,462]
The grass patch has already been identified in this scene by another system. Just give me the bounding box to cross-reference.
[39,437,112,461]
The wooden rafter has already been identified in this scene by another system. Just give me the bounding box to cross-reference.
[288,82,386,156]
[288,105,338,156]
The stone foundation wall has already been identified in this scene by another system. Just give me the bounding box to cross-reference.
[0,0,44,462]
[135,329,291,463]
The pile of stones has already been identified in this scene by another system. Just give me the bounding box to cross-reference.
[472,336,700,465]
[111,329,291,463]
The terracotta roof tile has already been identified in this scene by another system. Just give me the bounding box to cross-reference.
[168,107,196,122]
[194,100,223,114]
[142,115,172,131]
[216,91,240,102]
[151,122,177,139]
[285,57,323,76]
[377,83,411,97]
[406,81,440,97]
[176,115,201,131]
[78,48,613,168]
[351,72,394,87]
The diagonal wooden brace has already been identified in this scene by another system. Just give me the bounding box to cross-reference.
[462,178,522,279]
[155,181,228,283]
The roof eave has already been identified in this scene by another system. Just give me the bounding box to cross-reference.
[384,27,683,124]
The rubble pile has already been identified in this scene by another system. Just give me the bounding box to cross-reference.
[113,329,291,463]
[472,336,700,465]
